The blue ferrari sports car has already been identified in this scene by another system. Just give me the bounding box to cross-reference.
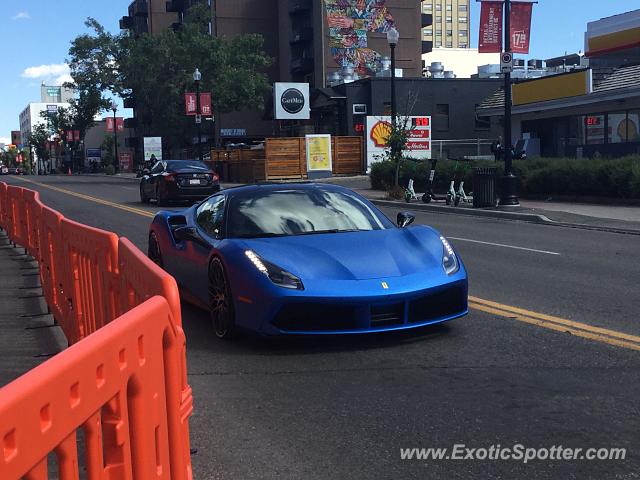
[148,183,468,338]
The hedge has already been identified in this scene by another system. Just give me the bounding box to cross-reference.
[370,156,640,199]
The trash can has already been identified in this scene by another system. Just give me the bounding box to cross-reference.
[473,167,498,208]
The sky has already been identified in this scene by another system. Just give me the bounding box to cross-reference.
[0,0,637,145]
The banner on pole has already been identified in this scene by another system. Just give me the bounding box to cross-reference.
[74,130,81,142]
[106,117,115,132]
[200,93,212,116]
[510,2,533,54]
[66,131,74,142]
[479,1,504,53]
[115,117,125,132]
[185,93,197,116]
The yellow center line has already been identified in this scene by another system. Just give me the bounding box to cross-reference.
[10,177,640,352]
[15,176,154,218]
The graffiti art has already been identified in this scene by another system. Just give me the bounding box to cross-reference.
[325,0,395,77]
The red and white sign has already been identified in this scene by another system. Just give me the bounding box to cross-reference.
[366,116,432,169]
[106,117,115,132]
[16,154,23,164]
[119,152,132,172]
[66,130,74,142]
[115,117,125,132]
[185,93,197,116]
[200,93,212,116]
[510,2,533,54]
[479,1,503,53]
[74,130,81,142]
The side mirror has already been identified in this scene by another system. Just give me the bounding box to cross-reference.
[397,212,416,228]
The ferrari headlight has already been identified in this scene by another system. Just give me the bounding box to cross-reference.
[440,236,459,275]
[245,250,304,290]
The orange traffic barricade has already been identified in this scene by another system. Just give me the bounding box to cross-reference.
[39,205,67,330]
[6,185,24,247]
[60,218,121,344]
[0,296,192,480]
[0,182,7,231]
[21,189,41,257]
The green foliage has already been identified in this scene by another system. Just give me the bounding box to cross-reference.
[370,156,640,199]
[28,124,51,164]
[101,135,115,167]
[66,11,273,151]
[104,164,116,175]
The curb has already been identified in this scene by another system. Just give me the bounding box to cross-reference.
[370,199,640,236]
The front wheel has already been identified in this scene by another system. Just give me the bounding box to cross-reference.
[208,257,235,339]
[422,193,432,204]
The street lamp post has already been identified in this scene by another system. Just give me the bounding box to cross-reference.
[387,27,400,160]
[111,101,119,172]
[193,68,203,162]
[500,0,519,206]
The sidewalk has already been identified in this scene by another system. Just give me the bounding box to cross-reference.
[0,230,67,387]
[321,175,640,234]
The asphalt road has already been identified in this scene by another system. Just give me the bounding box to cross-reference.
[4,174,640,480]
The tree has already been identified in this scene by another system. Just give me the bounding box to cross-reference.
[28,124,52,172]
[66,8,273,152]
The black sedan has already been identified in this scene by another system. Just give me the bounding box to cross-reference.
[140,160,220,206]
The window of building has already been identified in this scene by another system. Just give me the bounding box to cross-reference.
[436,15,442,23]
[446,30,453,36]
[459,4,468,11]
[446,4,452,10]
[460,43,468,48]
[435,104,450,130]
[425,28,433,35]
[435,41,442,47]
[436,4,442,11]
[424,4,432,12]
[628,110,640,142]
[459,30,468,36]
[582,115,606,144]
[446,41,453,48]
[459,17,468,23]
[446,16,452,23]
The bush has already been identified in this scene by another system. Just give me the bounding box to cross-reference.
[370,156,640,199]
[105,164,116,175]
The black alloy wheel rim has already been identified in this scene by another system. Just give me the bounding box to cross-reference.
[209,260,232,337]
[148,233,163,267]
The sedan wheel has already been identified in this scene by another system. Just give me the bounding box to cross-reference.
[209,257,235,339]
[148,232,163,268]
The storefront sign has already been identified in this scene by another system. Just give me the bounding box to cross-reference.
[86,148,101,163]
[220,129,247,137]
[479,1,503,53]
[119,152,132,172]
[274,83,310,120]
[305,135,332,173]
[366,116,432,169]
[144,137,163,161]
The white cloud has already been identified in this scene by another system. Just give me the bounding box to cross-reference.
[21,64,71,83]
[55,74,74,85]
[12,11,30,20]
[0,137,11,146]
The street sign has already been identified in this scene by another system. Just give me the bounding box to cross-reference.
[195,114,202,124]
[501,52,514,73]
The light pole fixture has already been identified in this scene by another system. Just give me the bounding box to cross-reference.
[500,0,519,206]
[193,68,203,162]
[111,101,119,172]
[386,26,399,162]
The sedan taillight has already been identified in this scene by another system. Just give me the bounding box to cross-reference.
[162,172,176,182]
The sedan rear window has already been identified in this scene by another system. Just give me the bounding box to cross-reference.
[166,160,209,171]
[227,188,392,238]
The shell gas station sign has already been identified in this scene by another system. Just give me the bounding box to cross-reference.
[366,116,432,169]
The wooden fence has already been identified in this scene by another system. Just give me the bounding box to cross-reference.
[207,137,363,183]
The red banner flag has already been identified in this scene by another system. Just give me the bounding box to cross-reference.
[200,93,212,116]
[116,117,125,132]
[510,2,533,54]
[479,1,503,53]
[74,130,80,142]
[185,93,197,115]
[106,117,115,132]
[66,130,74,142]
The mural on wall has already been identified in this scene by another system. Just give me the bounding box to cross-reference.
[325,0,396,77]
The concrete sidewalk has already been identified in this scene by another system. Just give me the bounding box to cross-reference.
[0,230,67,387]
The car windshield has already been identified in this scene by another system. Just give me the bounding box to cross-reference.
[166,160,209,171]
[226,188,393,238]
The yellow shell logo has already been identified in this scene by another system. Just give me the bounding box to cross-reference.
[371,121,392,148]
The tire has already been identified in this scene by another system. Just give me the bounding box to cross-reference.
[148,232,163,268]
[422,193,432,204]
[446,196,452,206]
[140,184,150,204]
[208,257,235,339]
[454,196,461,207]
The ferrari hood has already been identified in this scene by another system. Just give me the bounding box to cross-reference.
[240,227,445,281]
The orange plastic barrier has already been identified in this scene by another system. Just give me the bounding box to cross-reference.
[61,218,121,344]
[0,296,192,480]
[21,189,41,257]
[38,205,67,329]
[6,186,25,247]
[0,182,8,231]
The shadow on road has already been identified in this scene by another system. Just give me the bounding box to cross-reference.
[180,301,454,357]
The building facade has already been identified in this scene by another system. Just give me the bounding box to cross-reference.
[120,0,427,150]
[421,0,470,49]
